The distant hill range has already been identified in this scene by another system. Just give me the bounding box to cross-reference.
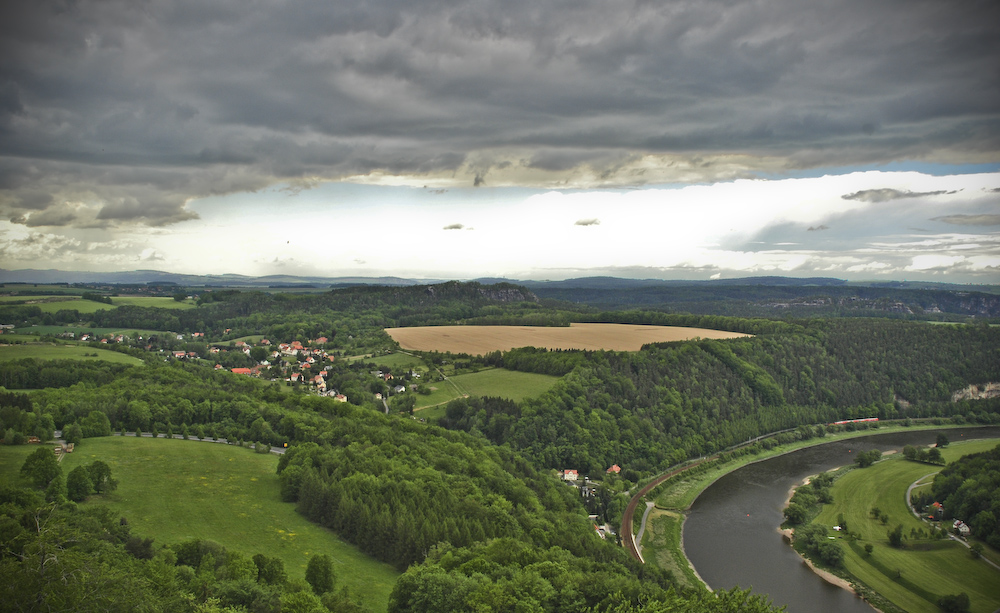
[0,268,431,287]
[2,268,998,317]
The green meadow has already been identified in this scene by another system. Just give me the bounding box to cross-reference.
[0,343,144,365]
[2,295,195,313]
[0,284,82,294]
[449,368,558,402]
[12,325,164,338]
[365,352,426,371]
[54,436,400,611]
[811,438,1000,613]
[0,443,48,482]
[18,297,113,314]
[412,367,559,413]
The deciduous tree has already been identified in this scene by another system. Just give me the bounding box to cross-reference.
[20,446,61,488]
[305,554,334,595]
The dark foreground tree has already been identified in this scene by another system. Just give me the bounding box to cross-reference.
[20,446,61,488]
[87,460,116,494]
[66,465,94,502]
[938,592,970,613]
[305,553,334,595]
[887,523,904,548]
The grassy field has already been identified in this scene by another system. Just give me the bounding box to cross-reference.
[640,508,700,588]
[810,439,1000,613]
[365,352,426,371]
[0,284,82,294]
[0,343,144,365]
[9,297,112,314]
[0,443,47,482]
[0,334,41,342]
[449,368,558,401]
[411,367,559,413]
[2,295,195,313]
[51,437,400,611]
[0,295,78,303]
[12,325,165,337]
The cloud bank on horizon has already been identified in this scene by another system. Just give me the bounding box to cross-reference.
[0,0,998,282]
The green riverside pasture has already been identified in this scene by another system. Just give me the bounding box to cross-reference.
[60,437,399,611]
[0,343,144,365]
[811,439,1000,613]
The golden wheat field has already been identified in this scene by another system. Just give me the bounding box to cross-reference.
[384,323,748,354]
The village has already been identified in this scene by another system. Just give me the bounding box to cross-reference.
[55,330,422,406]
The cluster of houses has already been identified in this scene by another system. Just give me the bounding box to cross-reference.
[560,466,623,540]
[59,331,129,344]
[561,464,621,483]
[925,502,972,537]
[953,519,971,537]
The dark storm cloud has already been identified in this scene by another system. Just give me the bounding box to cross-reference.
[931,214,1000,226]
[807,225,829,231]
[842,189,952,203]
[1,0,998,228]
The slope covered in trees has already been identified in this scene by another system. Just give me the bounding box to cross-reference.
[440,320,1000,479]
[932,443,1000,549]
[3,280,1000,611]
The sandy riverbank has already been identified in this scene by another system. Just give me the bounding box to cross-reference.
[780,470,859,595]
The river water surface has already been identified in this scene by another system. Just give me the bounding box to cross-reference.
[682,426,1000,613]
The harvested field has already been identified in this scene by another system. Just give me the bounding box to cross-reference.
[385,323,748,354]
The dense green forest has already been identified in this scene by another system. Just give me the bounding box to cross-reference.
[2,280,1000,612]
[440,319,1000,479]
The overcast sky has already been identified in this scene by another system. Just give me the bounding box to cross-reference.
[1,0,998,282]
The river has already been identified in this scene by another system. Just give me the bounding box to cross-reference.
[682,426,1000,613]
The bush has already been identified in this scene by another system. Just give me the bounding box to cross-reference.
[938,593,970,613]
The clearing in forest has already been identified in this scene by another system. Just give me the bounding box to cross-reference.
[52,436,400,611]
[385,323,748,354]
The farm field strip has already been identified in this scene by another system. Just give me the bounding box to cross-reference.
[386,323,749,354]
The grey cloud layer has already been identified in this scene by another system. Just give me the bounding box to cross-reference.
[2,0,999,227]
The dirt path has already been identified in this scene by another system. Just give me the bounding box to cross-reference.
[634,501,655,558]
[905,472,938,519]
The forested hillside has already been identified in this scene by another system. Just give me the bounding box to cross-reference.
[441,319,1000,480]
[2,280,1000,612]
[932,443,1000,549]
